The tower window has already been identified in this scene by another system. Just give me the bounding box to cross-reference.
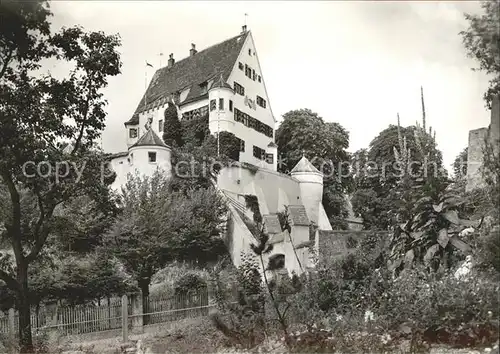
[229,100,233,112]
[158,120,164,132]
[210,99,216,111]
[219,98,224,110]
[148,152,157,163]
[129,128,138,138]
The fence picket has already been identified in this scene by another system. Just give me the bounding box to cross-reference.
[2,287,212,338]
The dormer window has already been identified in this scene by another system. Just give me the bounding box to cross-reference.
[148,152,157,163]
[199,82,208,95]
[129,128,138,138]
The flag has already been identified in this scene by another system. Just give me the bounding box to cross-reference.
[146,62,153,67]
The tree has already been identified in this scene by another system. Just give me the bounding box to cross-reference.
[162,101,183,147]
[47,194,118,254]
[351,119,445,230]
[102,170,227,323]
[452,147,468,180]
[275,109,351,228]
[461,0,500,108]
[0,1,121,350]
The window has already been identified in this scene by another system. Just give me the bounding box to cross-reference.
[248,49,252,56]
[252,69,256,81]
[129,153,133,165]
[229,100,233,112]
[238,62,244,70]
[182,105,208,121]
[148,152,157,163]
[245,64,252,79]
[266,153,274,164]
[219,98,224,110]
[258,75,261,83]
[257,96,267,108]
[129,128,138,138]
[234,108,273,138]
[240,139,245,152]
[210,99,216,111]
[253,145,266,160]
[158,120,164,132]
[234,82,245,96]
[199,82,208,95]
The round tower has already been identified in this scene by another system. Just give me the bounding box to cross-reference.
[290,155,324,226]
[128,124,172,180]
[208,74,235,136]
[267,142,278,171]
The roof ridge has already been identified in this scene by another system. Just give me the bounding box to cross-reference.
[127,30,249,123]
[157,32,247,72]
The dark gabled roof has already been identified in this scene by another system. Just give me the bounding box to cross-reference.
[288,205,310,226]
[129,129,168,149]
[263,214,281,234]
[125,31,249,125]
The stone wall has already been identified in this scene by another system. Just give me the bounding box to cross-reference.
[466,127,488,191]
[317,230,389,265]
[466,94,500,192]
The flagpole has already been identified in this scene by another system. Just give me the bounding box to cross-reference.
[144,62,148,111]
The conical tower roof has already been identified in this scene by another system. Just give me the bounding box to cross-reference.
[211,73,233,90]
[130,128,168,149]
[290,155,321,174]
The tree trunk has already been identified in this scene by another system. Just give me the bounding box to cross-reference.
[17,263,33,353]
[139,279,150,325]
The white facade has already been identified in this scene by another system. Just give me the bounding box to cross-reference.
[108,29,335,276]
[123,30,277,171]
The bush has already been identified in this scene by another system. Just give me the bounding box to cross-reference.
[285,247,499,351]
[174,273,207,295]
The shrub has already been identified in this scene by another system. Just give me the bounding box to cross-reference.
[210,253,267,349]
[174,273,207,295]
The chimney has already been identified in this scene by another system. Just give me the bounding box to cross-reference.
[168,53,175,68]
[190,43,197,56]
[241,25,247,34]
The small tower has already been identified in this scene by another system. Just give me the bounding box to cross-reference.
[208,74,235,137]
[290,155,324,226]
[267,142,278,171]
[128,124,172,180]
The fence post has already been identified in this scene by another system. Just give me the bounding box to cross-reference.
[121,295,128,342]
[8,308,15,343]
[130,293,143,332]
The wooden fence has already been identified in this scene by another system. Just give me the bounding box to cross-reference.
[0,287,212,341]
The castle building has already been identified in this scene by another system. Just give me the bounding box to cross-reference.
[108,27,335,275]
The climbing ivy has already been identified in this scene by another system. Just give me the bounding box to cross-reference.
[244,195,262,224]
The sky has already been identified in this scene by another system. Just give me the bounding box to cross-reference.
[48,1,493,170]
